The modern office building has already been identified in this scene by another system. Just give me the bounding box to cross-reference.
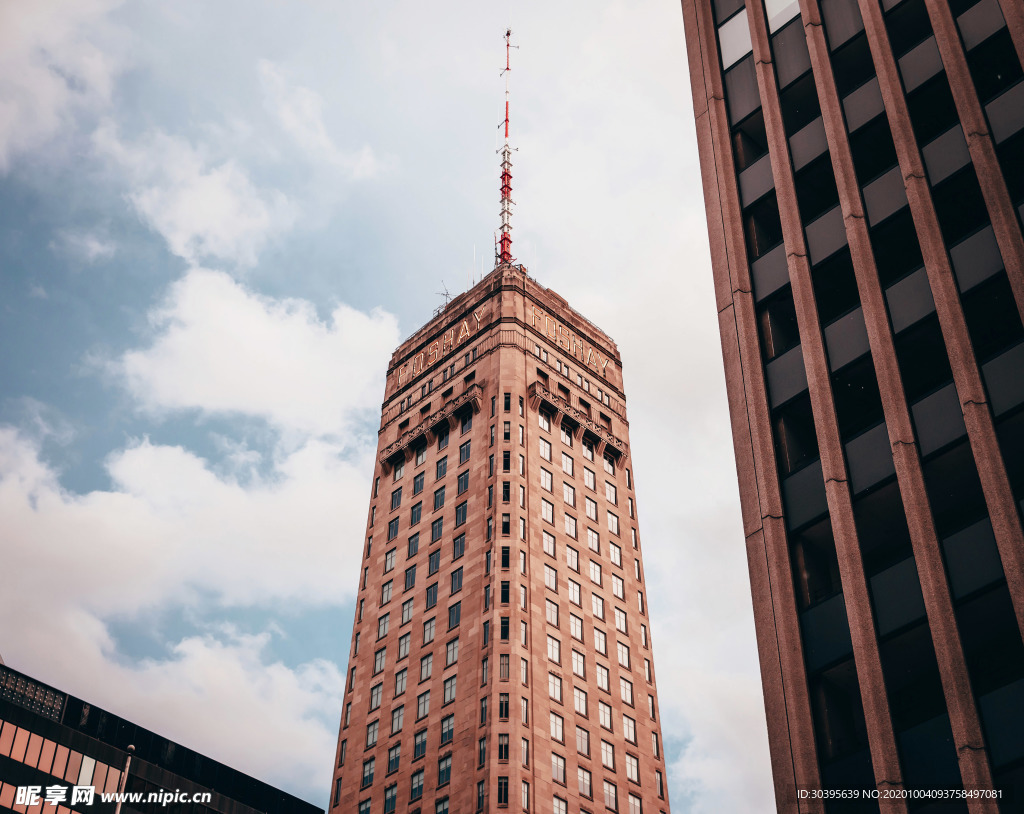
[680,0,1024,809]
[328,264,670,813]
[0,663,321,814]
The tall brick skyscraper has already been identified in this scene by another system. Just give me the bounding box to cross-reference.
[329,265,671,814]
[681,0,1024,809]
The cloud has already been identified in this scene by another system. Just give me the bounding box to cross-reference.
[113,268,399,438]
[52,229,117,263]
[0,0,124,172]
[93,122,297,267]
[258,60,381,178]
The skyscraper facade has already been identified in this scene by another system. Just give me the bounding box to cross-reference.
[328,265,670,814]
[680,0,1024,809]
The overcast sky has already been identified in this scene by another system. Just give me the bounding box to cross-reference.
[0,0,773,810]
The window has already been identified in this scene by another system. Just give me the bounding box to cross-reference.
[381,581,393,605]
[551,753,566,784]
[628,793,642,814]
[479,737,487,766]
[539,411,551,431]
[608,512,620,535]
[436,798,449,814]
[413,471,424,495]
[358,801,370,814]
[461,411,472,434]
[482,656,490,683]
[599,700,613,729]
[423,618,435,643]
[388,517,399,541]
[519,454,525,475]
[548,672,563,702]
[597,664,610,692]
[572,650,586,678]
[546,598,560,626]
[459,441,471,465]
[388,743,401,773]
[563,482,576,506]
[417,690,430,719]
[374,647,387,674]
[499,692,510,719]
[503,421,511,441]
[519,516,526,539]
[420,653,433,682]
[587,528,600,552]
[446,637,459,666]
[576,725,590,755]
[370,683,383,710]
[612,574,625,599]
[578,767,593,798]
[641,624,648,647]
[455,501,467,527]
[438,755,452,786]
[604,780,619,812]
[443,675,457,704]
[501,616,510,641]
[497,776,509,806]
[617,641,631,669]
[561,452,574,476]
[560,424,573,446]
[626,752,640,783]
[541,467,553,491]
[502,513,511,535]
[568,579,581,606]
[481,695,489,721]
[457,469,469,493]
[585,497,598,521]
[564,514,577,538]
[610,542,622,567]
[566,545,579,571]
[520,584,527,609]
[451,566,463,593]
[522,657,530,684]
[602,740,616,770]
[545,564,558,591]
[542,499,554,523]
[589,560,602,586]
[570,614,583,641]
[431,517,443,542]
[426,583,438,609]
[584,467,595,490]
[391,488,402,511]
[414,730,427,759]
[544,530,556,556]
[394,460,405,480]
[338,739,347,768]
[503,450,511,471]
[448,601,461,629]
[592,594,605,619]
[574,686,588,715]
[539,438,552,460]
[362,757,375,787]
[411,768,424,799]
[615,607,628,633]
[604,454,614,475]
[433,486,445,511]
[415,446,427,466]
[521,696,529,724]
[426,549,440,575]
[437,424,449,450]
[366,720,379,747]
[405,566,417,592]
[645,659,652,682]
[554,798,567,814]
[550,711,565,742]
[605,481,617,504]
[395,668,407,696]
[547,635,562,663]
[411,502,422,525]
[520,549,527,574]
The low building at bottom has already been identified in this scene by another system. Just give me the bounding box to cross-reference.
[0,664,322,814]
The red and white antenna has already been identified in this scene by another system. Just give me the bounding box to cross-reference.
[496,28,518,266]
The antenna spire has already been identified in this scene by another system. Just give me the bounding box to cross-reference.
[497,28,518,267]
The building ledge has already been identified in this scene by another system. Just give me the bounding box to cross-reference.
[528,381,628,460]
[378,382,483,471]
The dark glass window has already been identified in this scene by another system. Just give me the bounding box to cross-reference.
[453,533,465,559]
[431,517,444,542]
[408,533,419,557]
[426,583,438,609]
[413,471,424,495]
[455,501,467,527]
[429,549,441,575]
[411,502,422,525]
[391,488,402,511]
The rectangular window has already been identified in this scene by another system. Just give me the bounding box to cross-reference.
[461,411,472,434]
[431,517,443,542]
[592,594,605,619]
[542,499,554,523]
[623,714,637,743]
[561,452,574,476]
[545,564,557,591]
[605,481,617,504]
[424,618,435,644]
[451,566,463,593]
[426,582,438,609]
[446,637,459,666]
[391,487,402,511]
[547,635,561,663]
[570,613,583,641]
[414,730,427,760]
[378,615,390,640]
[443,675,457,704]
[576,725,590,756]
[617,641,630,668]
[381,580,393,604]
[413,471,424,495]
[502,450,511,471]
[544,530,556,556]
[546,598,560,626]
[366,720,379,748]
[405,566,416,592]
[584,467,596,489]
[564,513,577,538]
[597,665,610,693]
[417,690,430,719]
[620,677,634,706]
[588,527,600,552]
[499,692,510,719]
[448,601,461,629]
[433,486,445,511]
[539,411,551,431]
[395,668,407,696]
[572,649,586,678]
[437,426,449,450]
[563,482,576,506]
[610,542,622,567]
[568,579,581,606]
[589,561,602,586]
[420,653,433,682]
[502,513,511,535]
[362,757,375,787]
[388,743,401,773]
[539,438,552,460]
[585,497,598,521]
[550,711,565,742]
[566,546,579,571]
[411,502,422,525]
[387,517,399,541]
[438,754,452,786]
[626,753,640,783]
[608,512,619,535]
[551,753,566,784]
[457,469,469,493]
[615,607,628,633]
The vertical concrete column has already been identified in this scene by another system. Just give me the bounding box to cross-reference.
[855,0,1024,643]
[681,0,823,809]
[745,2,907,810]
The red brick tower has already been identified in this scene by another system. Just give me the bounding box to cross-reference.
[328,264,671,814]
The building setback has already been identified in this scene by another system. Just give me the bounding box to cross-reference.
[328,265,670,814]
[680,0,1024,810]
[0,664,321,814]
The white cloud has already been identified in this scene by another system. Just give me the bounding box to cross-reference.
[258,60,381,178]
[93,122,297,267]
[0,0,124,172]
[53,229,117,263]
[114,268,399,438]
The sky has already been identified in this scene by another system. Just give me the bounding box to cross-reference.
[0,0,774,811]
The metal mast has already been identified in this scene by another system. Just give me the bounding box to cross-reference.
[497,28,516,266]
